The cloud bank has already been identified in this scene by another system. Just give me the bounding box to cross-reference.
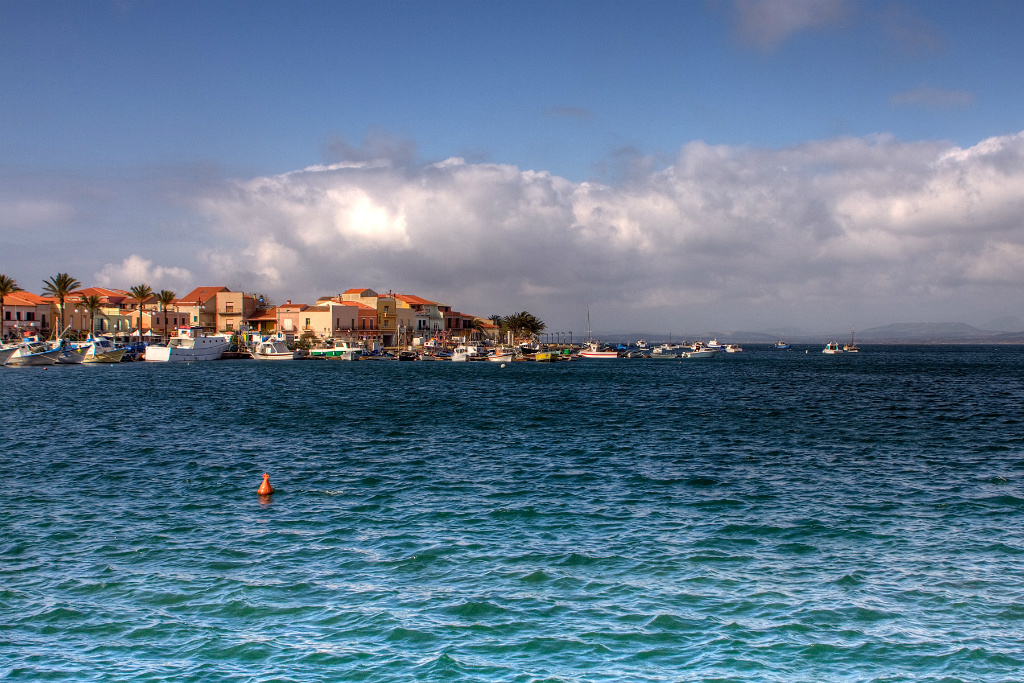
[188,132,1024,331]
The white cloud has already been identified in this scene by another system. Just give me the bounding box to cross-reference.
[194,131,1024,330]
[95,255,193,292]
[731,0,849,51]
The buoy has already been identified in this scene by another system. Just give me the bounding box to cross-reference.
[257,472,274,495]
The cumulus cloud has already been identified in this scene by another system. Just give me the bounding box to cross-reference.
[95,255,193,292]
[731,0,849,51]
[194,131,1024,330]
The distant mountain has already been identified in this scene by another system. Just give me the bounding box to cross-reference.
[857,322,1012,343]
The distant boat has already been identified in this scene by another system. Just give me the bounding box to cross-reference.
[774,341,791,349]
[578,341,619,359]
[724,344,743,353]
[843,328,860,353]
[822,341,843,354]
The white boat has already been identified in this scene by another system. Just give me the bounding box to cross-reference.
[724,344,743,353]
[822,341,843,354]
[80,335,127,363]
[451,343,488,362]
[487,348,515,362]
[578,341,619,359]
[0,344,19,366]
[252,334,302,360]
[681,348,717,359]
[144,327,229,362]
[651,343,684,358]
[704,339,723,350]
[5,337,64,366]
[309,339,363,360]
[53,340,87,364]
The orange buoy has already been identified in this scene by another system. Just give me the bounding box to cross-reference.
[257,472,274,495]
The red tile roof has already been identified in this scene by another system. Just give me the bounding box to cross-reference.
[176,286,229,305]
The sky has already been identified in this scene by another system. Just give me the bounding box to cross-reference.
[1,0,1022,337]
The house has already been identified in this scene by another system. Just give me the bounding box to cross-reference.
[1,291,51,340]
[395,294,446,339]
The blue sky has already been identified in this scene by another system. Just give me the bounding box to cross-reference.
[2,0,1022,335]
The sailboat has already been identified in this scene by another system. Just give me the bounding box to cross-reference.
[578,306,618,359]
[843,328,860,353]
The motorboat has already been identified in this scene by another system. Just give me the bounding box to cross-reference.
[822,341,843,354]
[535,351,557,362]
[5,337,64,366]
[774,341,791,349]
[0,344,19,366]
[398,350,419,361]
[681,341,718,359]
[704,339,724,350]
[724,344,743,353]
[487,348,515,362]
[309,339,363,361]
[252,334,302,360]
[651,343,683,358]
[451,343,488,362]
[80,335,127,363]
[144,327,230,362]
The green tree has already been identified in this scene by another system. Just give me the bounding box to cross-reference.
[79,294,103,337]
[130,284,154,339]
[0,274,23,341]
[42,272,82,337]
[156,290,176,341]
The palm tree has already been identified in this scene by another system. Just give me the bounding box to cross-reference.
[130,284,154,340]
[42,273,81,338]
[79,294,103,337]
[470,316,488,342]
[0,274,23,341]
[156,290,176,341]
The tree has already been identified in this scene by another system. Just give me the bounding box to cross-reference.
[156,290,176,341]
[500,311,546,343]
[0,274,23,341]
[470,316,488,341]
[79,294,103,337]
[130,284,154,339]
[42,273,81,337]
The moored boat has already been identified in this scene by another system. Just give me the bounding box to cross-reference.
[5,337,63,366]
[578,341,619,359]
[822,341,843,354]
[80,336,127,363]
[252,334,302,360]
[309,339,363,361]
[144,327,229,362]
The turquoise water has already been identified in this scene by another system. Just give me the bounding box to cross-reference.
[2,346,1023,682]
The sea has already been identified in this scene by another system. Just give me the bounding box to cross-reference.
[2,345,1022,683]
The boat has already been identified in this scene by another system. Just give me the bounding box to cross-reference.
[681,343,718,359]
[578,341,619,359]
[144,327,230,362]
[535,351,557,362]
[79,335,127,363]
[822,341,843,354]
[724,344,743,353]
[398,350,419,361]
[487,347,515,362]
[252,334,302,360]
[52,339,87,364]
[5,337,64,366]
[0,344,19,366]
[651,343,683,358]
[451,343,488,362]
[704,339,724,350]
[774,341,791,349]
[843,328,860,353]
[309,339,363,360]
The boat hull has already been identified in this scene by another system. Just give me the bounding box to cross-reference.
[145,339,228,362]
[579,351,619,359]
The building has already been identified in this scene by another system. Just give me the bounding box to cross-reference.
[1,291,51,340]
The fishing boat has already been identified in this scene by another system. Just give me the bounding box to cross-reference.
[681,341,718,359]
[843,328,860,353]
[80,335,127,363]
[308,339,363,361]
[0,344,19,366]
[535,351,557,362]
[487,347,515,362]
[252,334,302,360]
[578,341,619,359]
[5,336,64,366]
[822,341,843,354]
[144,327,229,362]
[774,341,791,349]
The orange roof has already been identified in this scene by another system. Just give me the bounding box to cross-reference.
[394,294,437,306]
[1,292,49,306]
[246,307,278,321]
[343,288,377,295]
[176,286,229,305]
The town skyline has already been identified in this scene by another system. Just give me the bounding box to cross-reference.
[2,1,1022,335]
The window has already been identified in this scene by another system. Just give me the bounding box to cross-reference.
[384,306,389,315]
[226,322,234,331]
[226,303,234,313]
[26,312,34,321]
[16,312,21,320]
[3,312,8,320]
